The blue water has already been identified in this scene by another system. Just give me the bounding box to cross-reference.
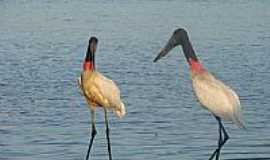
[1,0,270,160]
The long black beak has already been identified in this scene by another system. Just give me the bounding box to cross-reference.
[153,48,167,62]
[153,31,180,62]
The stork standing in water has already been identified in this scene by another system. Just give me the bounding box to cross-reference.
[153,28,245,160]
[78,37,126,160]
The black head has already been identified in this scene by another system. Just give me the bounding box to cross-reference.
[153,28,197,62]
[88,37,98,54]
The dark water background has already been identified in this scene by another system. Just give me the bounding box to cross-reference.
[1,0,270,159]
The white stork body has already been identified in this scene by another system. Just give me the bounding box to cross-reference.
[78,70,125,118]
[191,69,244,128]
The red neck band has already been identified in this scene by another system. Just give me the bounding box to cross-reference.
[83,61,94,71]
[188,58,205,73]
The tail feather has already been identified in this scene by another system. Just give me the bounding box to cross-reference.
[229,88,246,129]
[114,102,126,118]
[232,105,246,129]
[233,115,246,129]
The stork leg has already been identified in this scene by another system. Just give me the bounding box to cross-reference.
[215,118,223,160]
[104,109,113,160]
[86,110,97,160]
[209,116,230,160]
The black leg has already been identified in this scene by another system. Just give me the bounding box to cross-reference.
[218,117,229,148]
[209,119,221,160]
[215,122,222,160]
[209,146,219,160]
[86,111,97,160]
[209,116,230,160]
[104,109,113,160]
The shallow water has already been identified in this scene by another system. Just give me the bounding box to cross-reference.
[0,0,270,160]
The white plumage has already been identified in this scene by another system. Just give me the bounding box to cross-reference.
[78,70,126,118]
[191,71,245,128]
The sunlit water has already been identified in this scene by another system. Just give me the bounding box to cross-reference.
[1,0,270,160]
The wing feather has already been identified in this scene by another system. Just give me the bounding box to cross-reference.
[192,71,244,126]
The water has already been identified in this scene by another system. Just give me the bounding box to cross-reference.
[1,0,270,159]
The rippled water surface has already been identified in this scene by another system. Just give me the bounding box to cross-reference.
[1,0,270,160]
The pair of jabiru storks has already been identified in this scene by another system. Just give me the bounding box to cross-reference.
[78,28,245,160]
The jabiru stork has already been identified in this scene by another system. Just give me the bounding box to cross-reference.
[153,28,245,160]
[78,37,126,160]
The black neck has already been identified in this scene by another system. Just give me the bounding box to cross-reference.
[85,46,95,66]
[181,35,198,62]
